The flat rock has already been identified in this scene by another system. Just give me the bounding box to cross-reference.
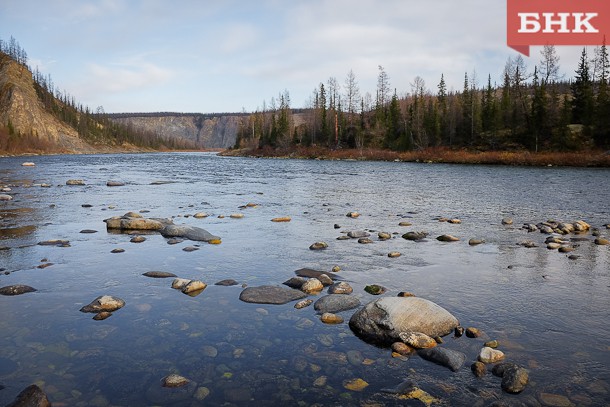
[215,279,239,286]
[294,268,339,280]
[0,194,13,201]
[106,181,125,187]
[0,285,37,296]
[294,299,313,309]
[417,347,466,372]
[5,384,50,407]
[161,224,221,242]
[402,231,428,241]
[314,294,360,313]
[239,285,307,305]
[271,216,291,222]
[283,276,307,289]
[349,297,459,345]
[80,229,98,234]
[143,271,178,278]
[347,230,370,238]
[80,295,125,313]
[66,179,85,185]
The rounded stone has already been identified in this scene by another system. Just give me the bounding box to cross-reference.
[471,361,486,377]
[80,295,125,313]
[162,374,190,388]
[391,342,415,356]
[502,218,514,225]
[346,211,360,218]
[328,281,353,295]
[347,230,369,238]
[314,294,360,313]
[378,231,392,240]
[320,313,344,324]
[294,299,313,309]
[364,284,386,295]
[358,237,373,244]
[437,234,459,242]
[388,251,402,258]
[301,278,324,294]
[478,346,505,363]
[193,212,209,218]
[130,235,146,243]
[182,280,207,294]
[399,332,437,349]
[309,241,328,250]
[349,297,459,345]
[271,216,291,222]
[230,213,244,219]
[468,238,484,246]
[0,285,37,296]
[465,327,481,338]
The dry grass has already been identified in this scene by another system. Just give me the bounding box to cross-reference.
[225,146,610,167]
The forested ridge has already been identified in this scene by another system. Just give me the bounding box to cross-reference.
[0,36,196,152]
[235,44,610,154]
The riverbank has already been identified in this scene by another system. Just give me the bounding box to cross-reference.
[221,146,610,167]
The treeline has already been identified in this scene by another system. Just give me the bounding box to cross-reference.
[235,44,610,152]
[0,36,196,151]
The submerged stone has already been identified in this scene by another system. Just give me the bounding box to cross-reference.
[239,285,307,305]
[417,347,466,372]
[314,294,360,313]
[0,285,37,296]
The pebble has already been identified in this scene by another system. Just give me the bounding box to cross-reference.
[471,361,486,377]
[182,246,199,252]
[558,246,575,253]
[397,291,416,297]
[484,339,499,348]
[594,237,609,245]
[194,387,210,401]
[320,312,344,324]
[399,332,437,349]
[0,194,13,201]
[328,281,353,295]
[80,229,98,234]
[309,241,328,250]
[215,279,239,286]
[0,285,37,296]
[66,179,85,185]
[106,181,125,187]
[294,299,313,309]
[378,231,392,240]
[478,347,505,363]
[437,234,460,242]
[346,211,360,218]
[317,274,333,286]
[469,238,485,245]
[130,236,146,243]
[110,248,125,253]
[193,212,209,218]
[301,278,324,294]
[143,271,178,278]
[391,342,415,356]
[80,295,125,313]
[364,284,386,295]
[448,218,461,224]
[454,326,465,337]
[21,162,36,166]
[398,221,412,226]
[358,237,373,244]
[271,216,291,222]
[402,231,428,241]
[388,251,402,258]
[348,230,370,238]
[230,213,244,219]
[331,265,341,272]
[343,378,368,391]
[182,280,207,294]
[172,278,191,289]
[162,374,190,388]
[466,327,481,338]
[538,392,572,406]
[502,218,514,225]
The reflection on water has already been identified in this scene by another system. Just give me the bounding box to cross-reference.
[0,153,609,406]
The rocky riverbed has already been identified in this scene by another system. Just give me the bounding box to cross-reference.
[1,153,609,406]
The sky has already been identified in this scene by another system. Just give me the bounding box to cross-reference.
[0,0,588,114]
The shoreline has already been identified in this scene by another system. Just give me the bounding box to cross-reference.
[220,146,610,167]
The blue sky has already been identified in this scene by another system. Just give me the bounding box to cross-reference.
[0,0,584,114]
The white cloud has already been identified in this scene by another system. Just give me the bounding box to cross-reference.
[83,57,173,94]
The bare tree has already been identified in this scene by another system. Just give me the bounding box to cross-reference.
[376,65,391,107]
[344,69,360,122]
[539,44,561,84]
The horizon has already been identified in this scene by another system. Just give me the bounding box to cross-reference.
[0,0,592,115]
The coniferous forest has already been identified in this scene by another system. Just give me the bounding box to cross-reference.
[234,44,610,155]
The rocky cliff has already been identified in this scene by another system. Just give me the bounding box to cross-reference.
[110,114,243,149]
[0,53,97,152]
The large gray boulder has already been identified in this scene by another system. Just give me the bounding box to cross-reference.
[349,297,459,346]
[160,224,220,242]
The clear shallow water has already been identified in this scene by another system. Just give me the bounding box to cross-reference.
[0,152,609,406]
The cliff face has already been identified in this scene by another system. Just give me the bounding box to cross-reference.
[111,114,242,149]
[0,54,96,152]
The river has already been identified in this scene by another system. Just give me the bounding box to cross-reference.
[0,152,609,406]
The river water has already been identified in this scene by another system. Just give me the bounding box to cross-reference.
[0,153,609,406]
